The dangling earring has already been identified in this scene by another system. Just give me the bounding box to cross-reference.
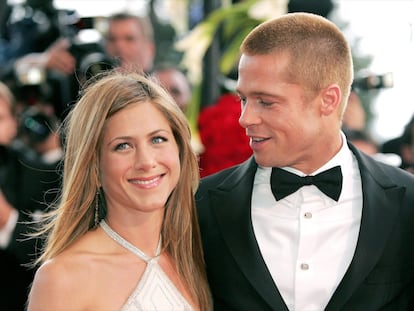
[94,189,100,227]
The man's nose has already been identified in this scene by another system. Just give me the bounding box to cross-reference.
[239,101,259,128]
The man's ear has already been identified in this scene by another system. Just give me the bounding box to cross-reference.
[320,84,341,116]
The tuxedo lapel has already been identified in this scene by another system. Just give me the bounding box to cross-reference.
[208,158,289,311]
[325,144,406,310]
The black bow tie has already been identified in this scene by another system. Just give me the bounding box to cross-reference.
[270,165,343,201]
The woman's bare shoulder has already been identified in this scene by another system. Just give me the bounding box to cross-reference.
[27,231,106,311]
[27,254,91,310]
[27,229,141,310]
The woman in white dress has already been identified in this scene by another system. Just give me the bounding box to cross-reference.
[27,71,212,311]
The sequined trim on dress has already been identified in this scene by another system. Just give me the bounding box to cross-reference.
[100,220,194,311]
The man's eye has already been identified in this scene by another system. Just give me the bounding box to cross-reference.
[258,99,273,106]
[239,97,247,106]
[169,87,182,96]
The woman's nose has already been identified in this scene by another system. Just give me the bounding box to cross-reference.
[134,148,156,170]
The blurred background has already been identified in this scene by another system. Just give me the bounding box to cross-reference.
[335,0,414,143]
[2,0,413,143]
[50,0,414,143]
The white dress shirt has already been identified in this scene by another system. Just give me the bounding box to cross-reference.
[251,134,363,311]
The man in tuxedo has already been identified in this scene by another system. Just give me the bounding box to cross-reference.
[196,13,414,310]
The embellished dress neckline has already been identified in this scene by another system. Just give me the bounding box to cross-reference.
[99,220,195,311]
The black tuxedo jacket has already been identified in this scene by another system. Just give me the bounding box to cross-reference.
[196,143,414,310]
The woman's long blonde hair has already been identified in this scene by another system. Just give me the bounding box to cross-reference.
[33,70,211,310]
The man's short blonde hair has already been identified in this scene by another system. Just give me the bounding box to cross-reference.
[241,12,353,108]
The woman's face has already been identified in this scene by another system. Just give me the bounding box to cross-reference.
[100,101,180,218]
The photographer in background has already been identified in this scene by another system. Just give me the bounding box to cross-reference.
[0,81,61,311]
[0,0,76,119]
[15,106,63,165]
[104,12,155,73]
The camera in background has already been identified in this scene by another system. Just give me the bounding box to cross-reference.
[352,72,394,91]
[5,1,115,117]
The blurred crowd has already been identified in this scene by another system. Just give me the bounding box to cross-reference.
[0,0,413,309]
[342,89,414,172]
[0,0,184,309]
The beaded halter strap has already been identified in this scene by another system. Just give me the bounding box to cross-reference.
[99,220,194,311]
[100,219,161,262]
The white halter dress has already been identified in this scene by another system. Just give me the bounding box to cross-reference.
[100,220,195,311]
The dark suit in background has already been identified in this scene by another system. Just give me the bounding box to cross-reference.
[0,146,61,311]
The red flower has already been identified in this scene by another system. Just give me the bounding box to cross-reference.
[198,93,252,177]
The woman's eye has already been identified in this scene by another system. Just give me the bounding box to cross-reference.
[152,136,167,144]
[114,142,130,151]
